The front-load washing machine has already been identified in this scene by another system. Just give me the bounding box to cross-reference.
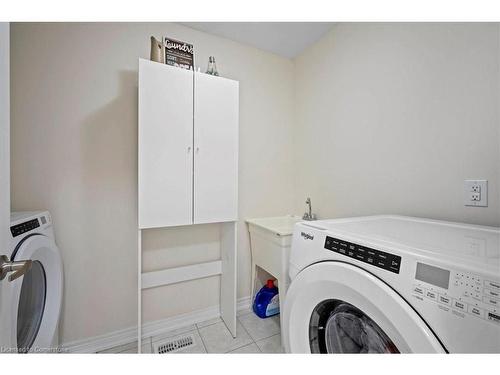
[8,211,63,353]
[282,215,500,353]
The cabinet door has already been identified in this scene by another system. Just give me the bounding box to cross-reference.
[139,60,193,228]
[194,73,239,224]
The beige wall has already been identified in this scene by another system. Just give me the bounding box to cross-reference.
[10,22,499,346]
[293,23,500,227]
[10,23,295,344]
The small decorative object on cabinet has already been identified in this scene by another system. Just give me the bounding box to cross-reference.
[137,59,238,351]
[163,37,194,70]
[206,56,219,76]
[149,36,164,63]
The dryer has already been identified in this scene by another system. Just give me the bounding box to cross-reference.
[9,211,63,353]
[282,215,500,353]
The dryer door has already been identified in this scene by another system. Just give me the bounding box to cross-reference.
[11,234,63,352]
[283,262,446,353]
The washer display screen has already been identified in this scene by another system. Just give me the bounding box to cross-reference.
[415,262,450,290]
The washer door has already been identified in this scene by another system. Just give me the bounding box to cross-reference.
[283,262,445,353]
[11,234,63,353]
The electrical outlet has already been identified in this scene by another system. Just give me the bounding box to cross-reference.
[470,192,481,201]
[464,180,488,207]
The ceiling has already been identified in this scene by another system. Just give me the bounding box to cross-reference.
[180,22,334,59]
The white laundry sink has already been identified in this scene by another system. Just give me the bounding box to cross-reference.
[246,215,302,245]
[246,215,301,346]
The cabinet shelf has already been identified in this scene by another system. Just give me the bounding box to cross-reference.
[141,260,222,290]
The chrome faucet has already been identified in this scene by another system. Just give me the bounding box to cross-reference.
[302,197,317,221]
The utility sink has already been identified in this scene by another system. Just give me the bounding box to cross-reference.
[246,215,302,244]
[246,215,301,345]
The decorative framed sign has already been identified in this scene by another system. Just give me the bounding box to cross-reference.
[164,37,194,70]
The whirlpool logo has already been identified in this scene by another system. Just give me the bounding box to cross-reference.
[301,232,314,241]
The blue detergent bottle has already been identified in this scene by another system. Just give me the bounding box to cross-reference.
[253,279,280,318]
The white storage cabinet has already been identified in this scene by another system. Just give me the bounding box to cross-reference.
[138,59,239,347]
[139,60,238,228]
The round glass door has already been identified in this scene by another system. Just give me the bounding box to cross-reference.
[17,260,47,353]
[284,262,445,353]
[310,299,399,353]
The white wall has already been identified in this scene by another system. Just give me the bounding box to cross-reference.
[10,23,295,344]
[293,23,500,227]
[0,23,9,257]
[0,24,11,343]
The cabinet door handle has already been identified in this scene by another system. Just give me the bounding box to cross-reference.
[187,146,191,153]
[196,147,200,153]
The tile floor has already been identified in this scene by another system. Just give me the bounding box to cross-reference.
[98,309,284,354]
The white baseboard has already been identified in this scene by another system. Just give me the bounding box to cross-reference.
[61,296,252,353]
[61,325,138,354]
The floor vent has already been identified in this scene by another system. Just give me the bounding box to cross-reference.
[154,335,195,354]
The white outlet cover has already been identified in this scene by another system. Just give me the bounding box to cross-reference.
[464,179,488,207]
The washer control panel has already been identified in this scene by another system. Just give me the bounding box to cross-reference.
[412,264,500,326]
[324,236,401,274]
[10,218,40,237]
